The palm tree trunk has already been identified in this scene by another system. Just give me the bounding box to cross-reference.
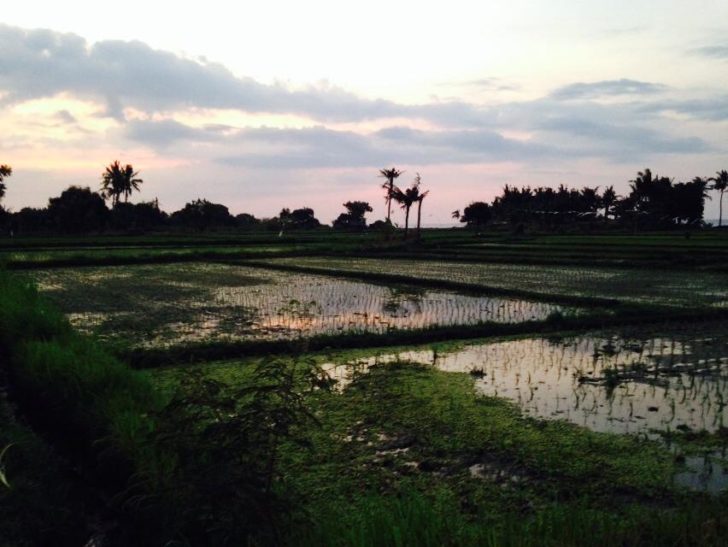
[386,180,394,223]
[720,189,724,227]
[404,206,410,239]
[416,199,423,238]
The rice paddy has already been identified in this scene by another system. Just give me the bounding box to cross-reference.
[28,263,574,348]
[265,257,728,309]
[319,323,728,437]
[5,231,728,545]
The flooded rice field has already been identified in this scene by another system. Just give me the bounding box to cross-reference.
[29,264,572,347]
[321,323,728,491]
[269,257,728,309]
[322,324,728,436]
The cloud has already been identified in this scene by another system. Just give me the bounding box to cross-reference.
[537,117,711,160]
[638,96,728,121]
[54,110,77,124]
[0,24,406,122]
[124,118,220,146]
[1,23,723,177]
[550,79,667,100]
[210,123,557,169]
[690,45,728,60]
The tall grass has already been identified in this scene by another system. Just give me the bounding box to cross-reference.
[298,492,728,547]
[0,270,168,523]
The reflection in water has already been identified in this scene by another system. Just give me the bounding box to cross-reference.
[215,275,568,340]
[49,265,573,348]
[321,326,728,492]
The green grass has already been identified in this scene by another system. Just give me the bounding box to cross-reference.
[0,381,89,547]
[0,270,170,534]
[149,358,728,546]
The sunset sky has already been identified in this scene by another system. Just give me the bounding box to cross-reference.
[2,0,727,224]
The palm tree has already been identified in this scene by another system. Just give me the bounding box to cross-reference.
[392,176,423,239]
[710,170,728,227]
[413,174,430,238]
[0,164,12,202]
[601,186,617,220]
[379,167,403,224]
[101,161,143,206]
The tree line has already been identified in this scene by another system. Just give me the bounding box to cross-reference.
[0,162,431,236]
[0,162,726,235]
[456,169,728,231]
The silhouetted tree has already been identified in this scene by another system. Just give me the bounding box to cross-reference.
[391,178,421,239]
[627,168,674,228]
[171,199,234,231]
[101,161,143,206]
[13,207,51,234]
[47,186,109,233]
[333,201,373,230]
[0,164,11,203]
[280,207,320,230]
[109,199,167,232]
[379,167,403,224]
[235,213,259,229]
[710,170,728,227]
[670,178,709,225]
[460,202,492,229]
[601,186,617,220]
[412,174,430,238]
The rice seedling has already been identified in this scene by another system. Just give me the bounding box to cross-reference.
[266,257,728,310]
[28,263,579,349]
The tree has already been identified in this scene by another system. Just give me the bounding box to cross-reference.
[460,202,492,229]
[670,178,709,226]
[412,174,430,238]
[101,161,143,206]
[379,167,403,224]
[710,170,728,227]
[0,164,12,203]
[47,186,109,233]
[601,186,617,220]
[391,178,420,239]
[109,199,167,232]
[333,201,373,231]
[235,213,259,229]
[291,207,320,229]
[171,199,234,231]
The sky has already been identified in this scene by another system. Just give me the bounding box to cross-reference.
[1,0,727,224]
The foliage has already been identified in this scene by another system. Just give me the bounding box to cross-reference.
[460,201,492,229]
[475,170,713,231]
[280,207,321,230]
[109,199,168,232]
[0,164,11,202]
[101,160,143,206]
[710,170,727,227]
[333,201,373,230]
[379,167,403,224]
[47,186,109,234]
[152,360,322,544]
[170,198,235,231]
[235,212,260,228]
[391,174,428,238]
[0,386,88,546]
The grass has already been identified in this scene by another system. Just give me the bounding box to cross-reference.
[0,270,172,540]
[3,229,728,544]
[0,379,89,547]
[148,358,728,546]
